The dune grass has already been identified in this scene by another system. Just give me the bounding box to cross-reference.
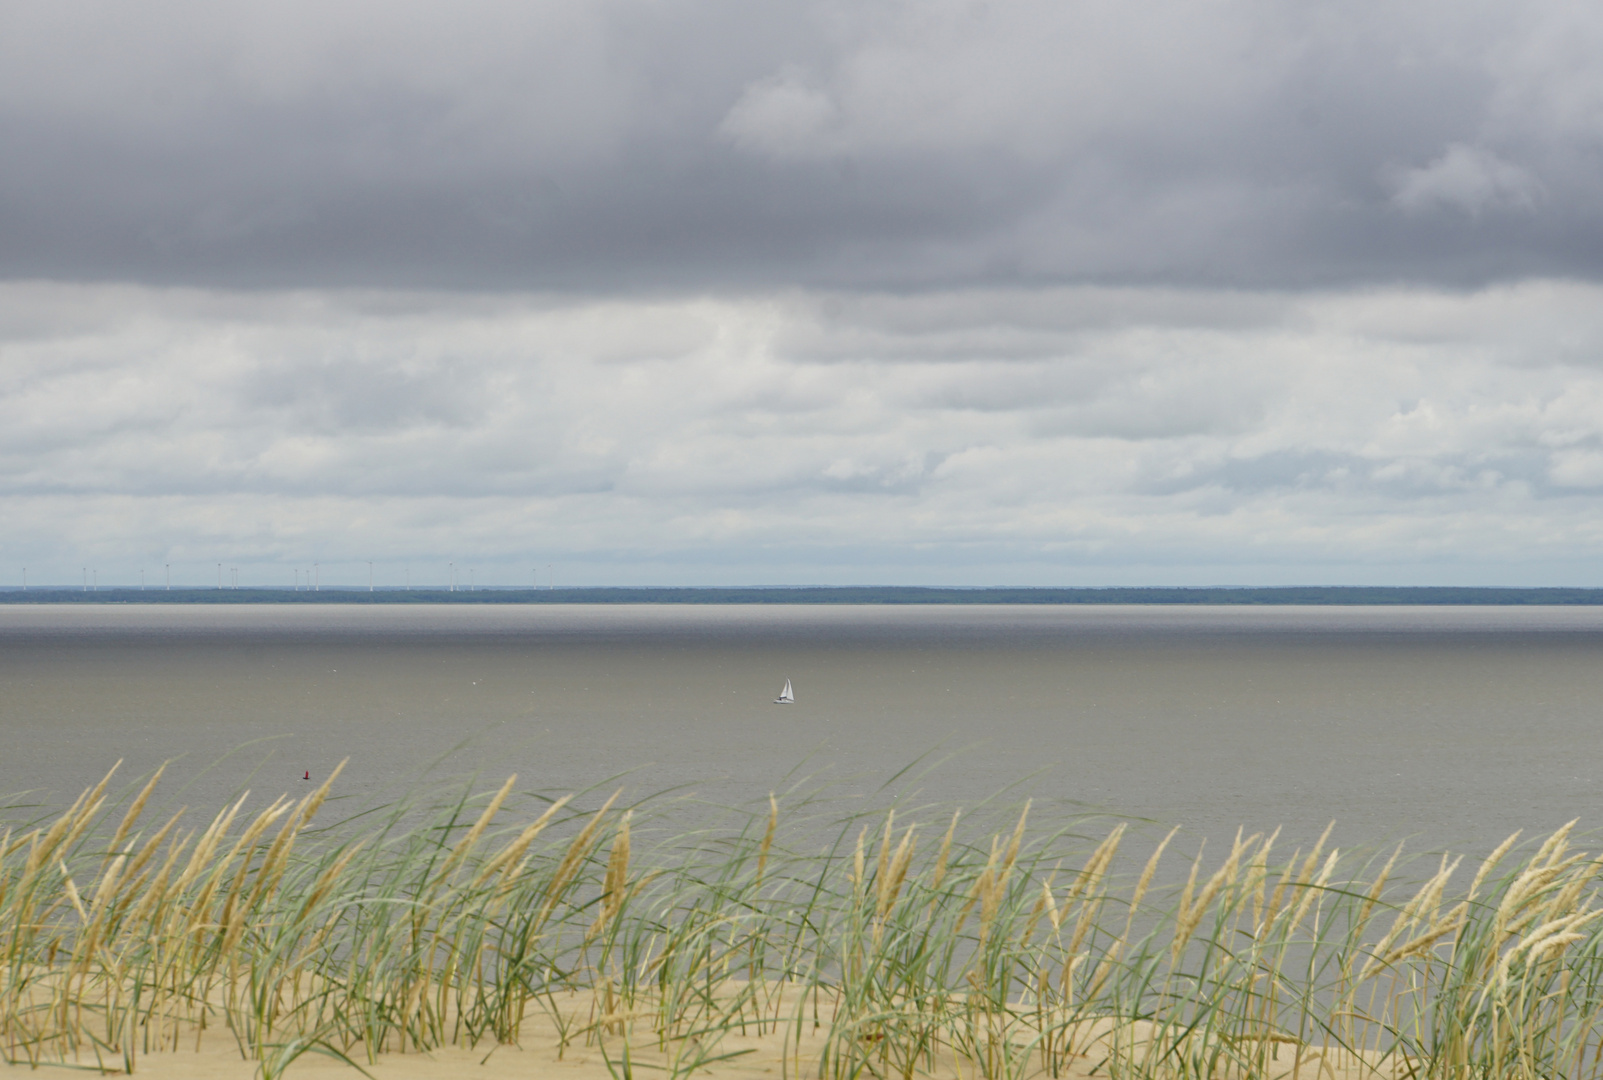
[3,763,1603,1078]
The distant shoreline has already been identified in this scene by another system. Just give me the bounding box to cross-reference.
[4,585,1603,604]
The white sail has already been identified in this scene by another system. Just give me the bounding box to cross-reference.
[775,678,794,704]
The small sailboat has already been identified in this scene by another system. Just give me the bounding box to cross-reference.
[774,678,795,704]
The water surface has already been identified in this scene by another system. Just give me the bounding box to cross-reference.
[2,604,1601,856]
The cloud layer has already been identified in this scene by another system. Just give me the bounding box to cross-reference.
[4,3,1602,583]
[3,0,1603,289]
[4,280,1603,585]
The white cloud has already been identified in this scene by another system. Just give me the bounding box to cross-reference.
[719,68,839,159]
[1390,143,1545,217]
[1550,450,1603,489]
[3,281,1603,585]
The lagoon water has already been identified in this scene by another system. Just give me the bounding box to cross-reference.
[2,603,1602,858]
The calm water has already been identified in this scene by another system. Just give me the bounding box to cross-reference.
[2,604,1602,856]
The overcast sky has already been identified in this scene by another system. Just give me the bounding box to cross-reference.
[3,0,1602,586]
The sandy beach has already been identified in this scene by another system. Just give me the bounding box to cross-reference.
[1,988,1398,1080]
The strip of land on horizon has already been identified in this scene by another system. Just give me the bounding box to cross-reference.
[3,586,1603,604]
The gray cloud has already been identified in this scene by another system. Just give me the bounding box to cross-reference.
[3,0,1603,290]
[243,357,489,434]
[1390,144,1546,217]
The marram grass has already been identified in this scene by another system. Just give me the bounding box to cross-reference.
[3,764,1603,1078]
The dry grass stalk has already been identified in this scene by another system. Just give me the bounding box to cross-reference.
[756,794,779,885]
[441,773,517,882]
[1171,842,1206,964]
[1042,874,1062,934]
[1170,829,1255,963]
[1001,801,1031,883]
[1247,826,1278,934]
[875,826,917,922]
[1127,825,1179,944]
[931,810,959,894]
[1356,841,1403,930]
[875,811,895,896]
[470,794,572,892]
[1065,828,1125,962]
[532,789,621,933]
[588,811,633,940]
[1468,830,1522,902]
[105,763,166,864]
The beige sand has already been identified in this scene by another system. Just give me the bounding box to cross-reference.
[2,990,804,1079]
[1,991,1399,1080]
[1,1037,1377,1080]
[0,1037,797,1080]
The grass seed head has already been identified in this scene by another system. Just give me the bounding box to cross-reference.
[875,810,895,893]
[443,772,517,880]
[756,793,778,884]
[1114,824,1178,953]
[1001,801,1031,881]
[107,762,166,859]
[472,794,572,891]
[931,809,960,894]
[876,825,917,920]
[1469,830,1521,902]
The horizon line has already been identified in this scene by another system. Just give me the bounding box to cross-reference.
[4,585,1603,605]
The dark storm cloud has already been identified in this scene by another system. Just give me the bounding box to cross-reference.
[3,0,1601,290]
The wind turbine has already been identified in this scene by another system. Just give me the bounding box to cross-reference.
[368,561,373,592]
